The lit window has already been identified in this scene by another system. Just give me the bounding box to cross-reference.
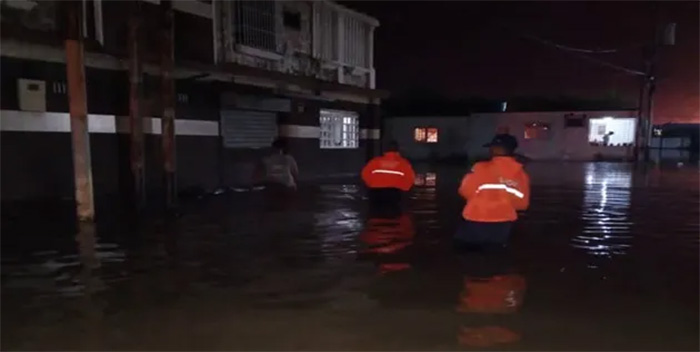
[414,128,426,142]
[319,109,359,149]
[524,122,550,140]
[426,128,438,143]
[415,127,438,143]
[588,117,636,146]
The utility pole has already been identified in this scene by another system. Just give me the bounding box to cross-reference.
[128,0,146,210]
[160,0,177,209]
[64,0,95,222]
[637,22,674,162]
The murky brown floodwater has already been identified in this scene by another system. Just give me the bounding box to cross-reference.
[2,163,698,351]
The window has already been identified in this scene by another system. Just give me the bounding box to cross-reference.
[588,117,636,146]
[320,109,359,149]
[283,10,301,30]
[414,128,426,142]
[234,1,277,52]
[313,1,373,69]
[414,127,438,143]
[342,15,370,68]
[524,122,550,140]
[426,128,438,143]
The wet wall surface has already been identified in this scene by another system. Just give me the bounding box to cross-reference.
[2,163,698,351]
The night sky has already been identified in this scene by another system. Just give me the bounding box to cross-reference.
[346,1,699,123]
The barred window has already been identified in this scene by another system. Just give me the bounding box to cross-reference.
[320,109,359,149]
[234,1,277,52]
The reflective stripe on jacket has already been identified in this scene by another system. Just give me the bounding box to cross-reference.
[361,152,416,191]
[458,156,530,222]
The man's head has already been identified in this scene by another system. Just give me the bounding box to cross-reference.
[271,138,287,153]
[483,134,518,157]
[385,140,400,153]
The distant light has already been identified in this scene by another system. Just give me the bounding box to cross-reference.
[501,102,507,112]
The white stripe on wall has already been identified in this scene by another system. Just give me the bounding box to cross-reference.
[0,110,219,136]
[360,128,381,140]
[0,111,382,140]
[279,125,320,139]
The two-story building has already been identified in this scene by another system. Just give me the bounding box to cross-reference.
[0,0,387,203]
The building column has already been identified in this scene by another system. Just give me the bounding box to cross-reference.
[128,1,145,210]
[160,0,177,208]
[64,0,95,222]
[366,101,382,161]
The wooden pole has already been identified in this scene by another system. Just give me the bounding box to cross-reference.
[128,1,146,210]
[160,0,177,208]
[64,0,95,222]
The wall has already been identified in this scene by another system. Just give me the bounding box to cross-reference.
[383,117,473,160]
[0,55,380,202]
[385,110,639,162]
[477,111,637,161]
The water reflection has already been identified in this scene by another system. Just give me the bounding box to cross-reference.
[414,172,437,187]
[455,249,526,348]
[1,163,698,350]
[575,164,633,259]
[75,223,105,349]
[359,206,415,275]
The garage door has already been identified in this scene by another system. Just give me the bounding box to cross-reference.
[220,110,278,148]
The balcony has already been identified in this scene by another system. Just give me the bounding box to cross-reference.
[217,0,378,89]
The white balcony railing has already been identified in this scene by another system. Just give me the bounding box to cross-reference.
[312,1,377,88]
[217,0,378,89]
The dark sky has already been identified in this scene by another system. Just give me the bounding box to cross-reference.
[346,1,699,123]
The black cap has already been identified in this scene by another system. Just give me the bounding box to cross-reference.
[483,134,518,153]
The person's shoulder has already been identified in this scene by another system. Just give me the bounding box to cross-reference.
[470,161,489,172]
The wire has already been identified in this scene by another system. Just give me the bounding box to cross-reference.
[496,22,647,76]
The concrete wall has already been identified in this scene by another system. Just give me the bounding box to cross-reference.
[386,110,639,161]
[0,56,380,203]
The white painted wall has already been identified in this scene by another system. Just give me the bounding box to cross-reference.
[386,110,639,161]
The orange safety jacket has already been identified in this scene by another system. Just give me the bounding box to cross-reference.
[458,156,530,222]
[361,152,416,191]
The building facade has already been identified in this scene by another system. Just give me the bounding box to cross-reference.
[0,0,386,202]
[384,110,640,162]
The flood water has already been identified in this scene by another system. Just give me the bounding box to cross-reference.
[2,163,698,351]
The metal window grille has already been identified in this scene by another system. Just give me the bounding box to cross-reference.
[319,109,359,149]
[234,0,277,52]
[313,2,338,61]
[342,15,368,67]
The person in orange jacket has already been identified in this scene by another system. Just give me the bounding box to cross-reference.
[362,141,416,206]
[455,134,530,248]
